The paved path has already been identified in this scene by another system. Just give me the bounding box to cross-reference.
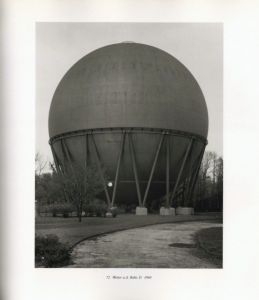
[67,221,222,268]
[36,214,222,247]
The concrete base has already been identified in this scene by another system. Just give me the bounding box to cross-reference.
[160,207,175,216]
[105,212,113,218]
[136,206,148,216]
[176,207,194,215]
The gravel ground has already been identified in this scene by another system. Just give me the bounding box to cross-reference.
[66,221,222,268]
[36,214,222,247]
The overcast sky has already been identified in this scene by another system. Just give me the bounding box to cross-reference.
[36,22,223,165]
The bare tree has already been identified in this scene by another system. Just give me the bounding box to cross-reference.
[35,152,48,216]
[200,151,217,181]
[35,152,47,176]
[215,156,223,210]
[194,151,223,211]
[52,163,104,222]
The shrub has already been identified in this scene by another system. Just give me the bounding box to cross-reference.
[40,203,75,217]
[35,234,71,267]
[84,198,107,217]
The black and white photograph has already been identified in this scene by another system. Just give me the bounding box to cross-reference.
[2,1,259,299]
[4,0,259,300]
[35,22,223,268]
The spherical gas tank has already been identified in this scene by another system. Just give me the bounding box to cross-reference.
[49,42,208,138]
[49,42,208,207]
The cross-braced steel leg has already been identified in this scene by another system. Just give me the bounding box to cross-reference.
[183,141,198,205]
[111,132,125,207]
[90,134,111,208]
[170,138,193,205]
[129,133,142,207]
[59,140,67,173]
[182,181,186,206]
[143,133,165,207]
[51,144,62,175]
[184,148,201,205]
[51,143,70,203]
[61,139,75,175]
[83,134,89,207]
[84,134,88,169]
[187,144,206,205]
[60,139,74,175]
[166,135,170,208]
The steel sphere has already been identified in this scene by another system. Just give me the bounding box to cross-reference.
[49,42,208,139]
[49,42,208,208]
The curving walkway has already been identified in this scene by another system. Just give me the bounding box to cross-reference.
[67,221,222,268]
[36,214,222,247]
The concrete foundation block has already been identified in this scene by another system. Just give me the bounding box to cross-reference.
[136,206,148,216]
[176,207,194,215]
[160,207,175,216]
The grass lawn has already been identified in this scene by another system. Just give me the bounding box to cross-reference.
[36,213,222,248]
[197,227,223,258]
[194,226,223,267]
